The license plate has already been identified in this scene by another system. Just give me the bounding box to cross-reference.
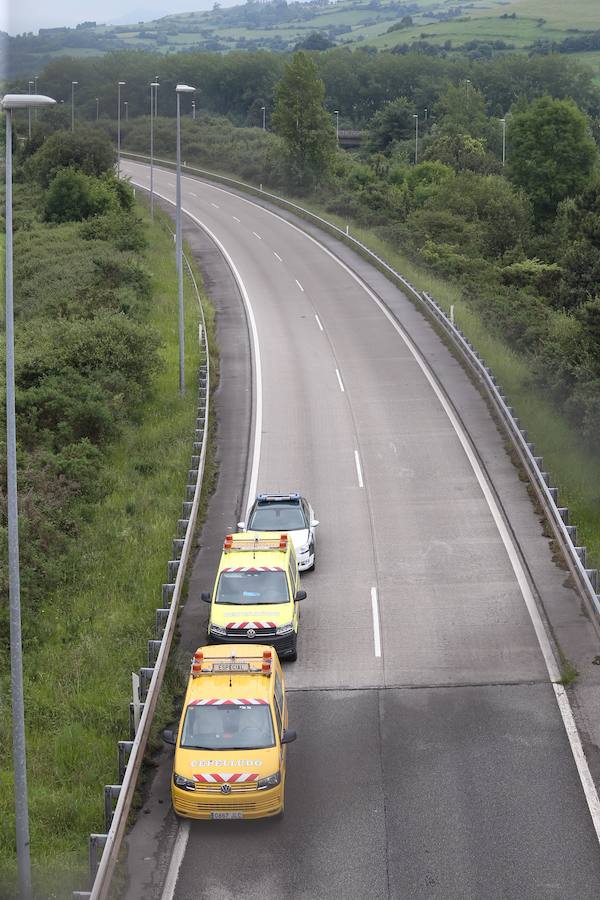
[210,811,244,819]
[212,662,249,672]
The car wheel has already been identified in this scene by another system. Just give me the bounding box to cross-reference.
[287,640,298,662]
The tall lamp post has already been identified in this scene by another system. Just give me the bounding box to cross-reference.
[150,81,159,219]
[261,105,266,130]
[124,100,128,122]
[27,81,33,138]
[117,81,126,177]
[334,109,339,143]
[154,75,159,117]
[500,117,506,167]
[2,90,57,900]
[192,99,196,120]
[96,97,99,121]
[413,113,419,164]
[71,80,78,131]
[176,84,196,396]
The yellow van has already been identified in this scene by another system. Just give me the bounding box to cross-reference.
[164,644,296,819]
[201,533,306,661]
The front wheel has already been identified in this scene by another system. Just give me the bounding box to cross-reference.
[287,639,298,662]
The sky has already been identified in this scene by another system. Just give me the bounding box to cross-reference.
[2,0,230,35]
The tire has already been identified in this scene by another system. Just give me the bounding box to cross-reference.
[287,639,298,662]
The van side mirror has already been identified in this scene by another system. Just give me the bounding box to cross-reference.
[162,729,177,746]
[311,520,319,527]
[237,521,245,529]
[295,590,306,602]
[201,591,211,603]
[281,729,297,744]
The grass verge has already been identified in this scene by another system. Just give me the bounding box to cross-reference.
[0,202,209,898]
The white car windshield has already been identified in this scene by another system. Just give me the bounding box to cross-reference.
[216,569,290,605]
[181,703,275,750]
[249,504,306,531]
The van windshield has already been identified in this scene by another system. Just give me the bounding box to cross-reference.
[180,703,275,750]
[216,569,289,605]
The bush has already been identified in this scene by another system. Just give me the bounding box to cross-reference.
[27,126,115,187]
[44,168,119,222]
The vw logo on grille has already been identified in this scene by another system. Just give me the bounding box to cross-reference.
[246,628,256,638]
[221,783,232,794]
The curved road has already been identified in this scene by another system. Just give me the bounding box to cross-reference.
[122,160,600,900]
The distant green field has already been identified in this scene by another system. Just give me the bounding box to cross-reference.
[8,0,600,69]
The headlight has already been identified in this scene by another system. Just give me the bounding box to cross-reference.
[210,624,226,636]
[299,543,310,554]
[173,773,196,792]
[257,771,281,791]
[276,623,294,635]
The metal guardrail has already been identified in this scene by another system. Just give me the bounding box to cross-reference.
[74,243,211,899]
[121,151,599,626]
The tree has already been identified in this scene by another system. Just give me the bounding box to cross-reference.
[272,52,336,191]
[423,133,498,173]
[295,31,334,51]
[435,82,489,139]
[27,126,115,187]
[506,96,598,222]
[366,96,414,153]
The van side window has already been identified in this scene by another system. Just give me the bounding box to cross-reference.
[288,562,297,593]
[274,673,284,713]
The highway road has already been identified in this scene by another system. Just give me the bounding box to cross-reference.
[122,159,600,899]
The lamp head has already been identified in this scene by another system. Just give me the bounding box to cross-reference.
[1,93,56,110]
[176,84,196,93]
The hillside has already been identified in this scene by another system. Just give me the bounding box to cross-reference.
[4,0,600,79]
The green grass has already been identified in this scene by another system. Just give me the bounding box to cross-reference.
[0,205,209,898]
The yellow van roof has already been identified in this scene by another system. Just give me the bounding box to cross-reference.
[185,645,275,704]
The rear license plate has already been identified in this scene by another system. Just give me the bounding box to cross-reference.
[211,811,244,820]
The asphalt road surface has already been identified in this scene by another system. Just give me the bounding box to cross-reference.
[122,160,600,900]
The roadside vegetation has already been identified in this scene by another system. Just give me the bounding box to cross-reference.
[0,129,204,896]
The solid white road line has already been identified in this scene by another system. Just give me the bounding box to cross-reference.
[371,587,382,658]
[131,179,264,525]
[161,820,190,900]
[354,450,364,488]
[295,279,304,292]
[315,314,323,331]
[335,368,345,393]
[252,231,262,240]
[126,163,600,844]
[273,251,283,262]
[233,215,241,223]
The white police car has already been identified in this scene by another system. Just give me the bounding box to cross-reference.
[239,493,319,571]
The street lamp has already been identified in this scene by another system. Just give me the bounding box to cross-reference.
[192,99,196,120]
[71,80,78,131]
[334,109,339,143]
[176,84,196,396]
[500,117,506,167]
[117,81,126,177]
[155,75,159,117]
[413,113,419,164]
[465,78,471,101]
[150,81,159,219]
[27,81,33,138]
[2,90,57,900]
[96,97,99,121]
[424,107,428,121]
[261,105,266,130]
[124,100,128,122]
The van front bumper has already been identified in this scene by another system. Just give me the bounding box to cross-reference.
[209,629,297,657]
[172,783,284,820]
